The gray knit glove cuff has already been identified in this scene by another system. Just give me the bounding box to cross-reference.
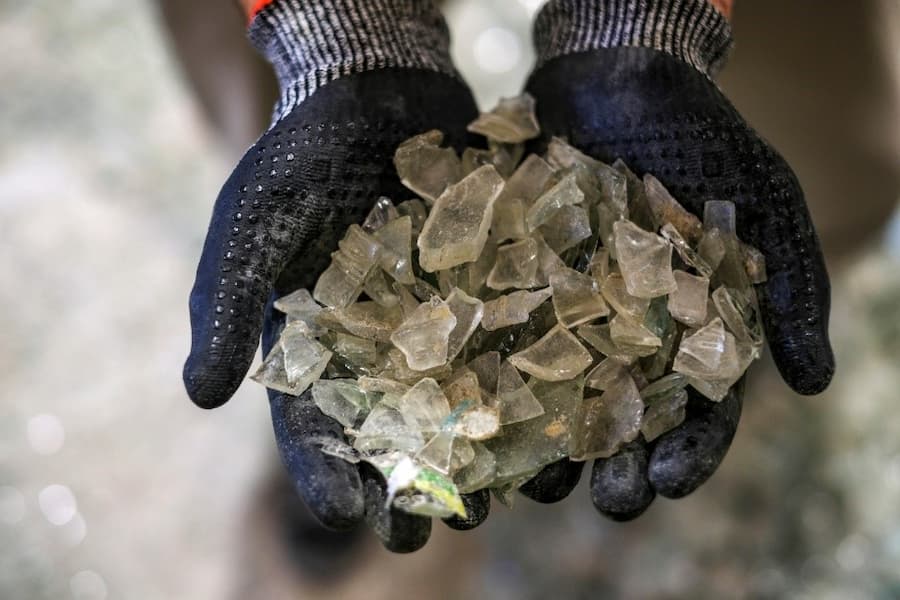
[248,0,460,122]
[533,0,734,77]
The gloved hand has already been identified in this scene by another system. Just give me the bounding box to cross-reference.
[182,0,489,551]
[518,0,834,519]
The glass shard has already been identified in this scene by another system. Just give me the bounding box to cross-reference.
[481,288,553,331]
[643,174,702,243]
[641,388,688,441]
[362,196,399,232]
[394,130,462,203]
[493,360,545,424]
[550,266,610,328]
[508,324,593,381]
[539,204,592,253]
[445,288,484,360]
[417,165,504,272]
[526,172,584,231]
[467,93,540,144]
[390,296,458,371]
[570,371,643,461]
[311,379,370,427]
[487,238,539,290]
[668,270,710,327]
[613,220,677,298]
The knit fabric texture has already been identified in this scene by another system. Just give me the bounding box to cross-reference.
[248,0,459,122]
[533,0,734,77]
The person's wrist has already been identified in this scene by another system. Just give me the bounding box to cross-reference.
[533,0,734,78]
[247,0,459,121]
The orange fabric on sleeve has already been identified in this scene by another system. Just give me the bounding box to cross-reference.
[708,0,733,19]
[243,0,277,23]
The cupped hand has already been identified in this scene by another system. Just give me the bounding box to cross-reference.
[519,46,833,519]
[183,68,489,550]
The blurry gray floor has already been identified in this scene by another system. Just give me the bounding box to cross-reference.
[1,1,899,599]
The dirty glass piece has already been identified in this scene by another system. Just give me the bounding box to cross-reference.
[394,130,462,203]
[641,388,689,441]
[741,241,768,284]
[396,199,428,237]
[660,222,713,278]
[280,322,333,391]
[578,323,655,361]
[274,288,326,336]
[672,319,746,384]
[315,437,361,463]
[395,378,451,436]
[384,347,453,384]
[467,352,502,397]
[585,357,628,391]
[363,269,400,308]
[467,93,540,144]
[484,376,583,485]
[596,202,620,260]
[698,227,727,272]
[613,220,677,298]
[531,235,567,287]
[311,379,370,428]
[362,196,399,232]
[643,174,703,243]
[612,160,654,231]
[641,312,679,381]
[668,270,710,327]
[712,286,763,347]
[332,332,377,367]
[539,205,592,253]
[354,404,424,453]
[487,238,539,290]
[358,376,410,396]
[526,172,584,231]
[451,437,476,473]
[417,165,504,272]
[445,288,484,360]
[492,196,528,242]
[452,405,501,440]
[442,369,483,409]
[703,200,737,234]
[488,140,525,178]
[464,236,498,295]
[589,247,610,284]
[461,147,493,175]
[499,154,555,208]
[416,430,455,474]
[640,373,689,401]
[508,325,593,381]
[609,314,662,349]
[570,370,643,461]
[373,216,415,285]
[481,288,553,331]
[332,301,403,342]
[494,360,545,424]
[600,273,651,320]
[390,296,458,371]
[453,443,497,494]
[550,267,609,328]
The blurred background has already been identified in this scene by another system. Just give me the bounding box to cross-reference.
[1,0,899,598]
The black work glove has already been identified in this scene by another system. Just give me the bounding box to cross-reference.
[518,0,834,519]
[182,0,488,551]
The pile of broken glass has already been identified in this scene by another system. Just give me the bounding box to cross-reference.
[251,95,766,520]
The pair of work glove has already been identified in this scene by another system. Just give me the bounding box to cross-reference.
[183,0,833,553]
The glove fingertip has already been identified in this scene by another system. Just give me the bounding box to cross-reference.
[519,459,584,504]
[590,441,655,522]
[443,490,490,531]
[183,353,246,410]
[648,383,743,499]
[361,466,431,553]
[270,392,366,531]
